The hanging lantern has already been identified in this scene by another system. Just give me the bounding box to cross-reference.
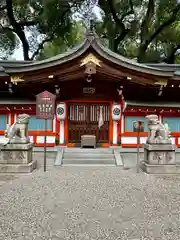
[86,74,92,83]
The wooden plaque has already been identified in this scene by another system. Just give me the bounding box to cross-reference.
[36,91,56,119]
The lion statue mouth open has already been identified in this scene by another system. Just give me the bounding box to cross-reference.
[3,114,30,146]
[145,114,171,144]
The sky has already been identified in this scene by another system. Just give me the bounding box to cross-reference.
[13,48,23,60]
[13,5,101,60]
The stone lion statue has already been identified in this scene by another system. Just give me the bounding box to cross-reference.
[146,114,171,144]
[4,113,30,145]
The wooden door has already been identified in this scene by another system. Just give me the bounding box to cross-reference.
[68,102,110,143]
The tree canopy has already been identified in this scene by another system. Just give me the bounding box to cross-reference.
[0,0,84,60]
[37,20,85,60]
[1,0,180,63]
[97,0,180,63]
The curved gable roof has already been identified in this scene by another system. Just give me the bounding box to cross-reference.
[0,65,9,77]
[0,31,175,77]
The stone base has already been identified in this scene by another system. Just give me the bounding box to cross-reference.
[176,165,180,173]
[141,161,177,174]
[0,160,37,173]
[144,143,176,151]
[144,143,176,165]
[0,143,33,164]
[0,142,37,173]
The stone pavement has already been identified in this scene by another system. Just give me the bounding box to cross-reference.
[0,165,180,239]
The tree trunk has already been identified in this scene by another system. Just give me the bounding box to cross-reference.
[6,0,30,60]
[164,54,176,64]
[138,3,180,63]
[137,44,147,63]
[22,38,30,60]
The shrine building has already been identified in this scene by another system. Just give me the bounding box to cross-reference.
[1,31,180,148]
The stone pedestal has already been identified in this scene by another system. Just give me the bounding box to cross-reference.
[141,143,177,174]
[0,143,37,173]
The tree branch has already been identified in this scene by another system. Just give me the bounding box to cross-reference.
[138,3,180,62]
[120,0,134,21]
[106,0,134,48]
[30,35,54,60]
[140,0,155,43]
[0,25,13,32]
[4,0,83,60]
[6,0,30,60]
[30,1,78,60]
[0,4,6,11]
[107,0,126,31]
[18,20,38,27]
[148,4,180,44]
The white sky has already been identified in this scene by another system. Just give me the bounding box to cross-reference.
[13,48,23,60]
[13,5,101,60]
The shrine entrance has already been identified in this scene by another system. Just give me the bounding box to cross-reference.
[68,102,110,143]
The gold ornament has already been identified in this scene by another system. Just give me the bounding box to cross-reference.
[11,75,24,83]
[154,79,168,86]
[80,53,101,67]
[80,53,101,75]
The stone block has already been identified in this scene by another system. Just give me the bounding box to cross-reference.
[0,160,37,173]
[176,165,180,173]
[144,143,176,165]
[141,162,177,174]
[0,142,36,173]
[81,135,96,148]
[0,143,33,164]
[144,143,176,151]
[142,143,177,174]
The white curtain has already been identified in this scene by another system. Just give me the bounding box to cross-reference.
[98,106,104,128]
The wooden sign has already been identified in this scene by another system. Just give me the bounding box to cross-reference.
[36,91,56,119]
[83,87,95,94]
[133,121,144,132]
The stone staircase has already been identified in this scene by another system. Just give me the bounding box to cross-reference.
[56,148,118,166]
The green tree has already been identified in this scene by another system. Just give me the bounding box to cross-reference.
[37,20,85,60]
[97,0,180,63]
[2,0,180,64]
[0,0,84,60]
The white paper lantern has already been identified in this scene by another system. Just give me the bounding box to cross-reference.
[56,103,66,120]
[112,103,121,121]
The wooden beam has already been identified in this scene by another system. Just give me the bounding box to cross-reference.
[23,62,82,82]
[100,62,156,85]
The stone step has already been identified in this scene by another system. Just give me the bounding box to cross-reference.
[63,153,115,159]
[62,164,116,167]
[55,148,117,166]
[62,159,116,165]
[64,148,113,154]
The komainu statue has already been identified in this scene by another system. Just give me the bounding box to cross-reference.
[142,114,176,174]
[146,114,171,144]
[4,113,30,145]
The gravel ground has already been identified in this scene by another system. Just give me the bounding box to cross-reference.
[0,174,19,187]
[0,167,180,240]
